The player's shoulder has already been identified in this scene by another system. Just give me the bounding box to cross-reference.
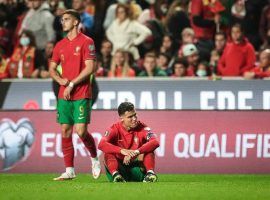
[55,38,68,47]
[79,33,94,43]
[109,122,121,131]
[137,121,151,132]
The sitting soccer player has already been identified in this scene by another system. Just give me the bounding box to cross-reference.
[98,102,160,182]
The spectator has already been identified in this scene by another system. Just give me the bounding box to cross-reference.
[6,30,39,78]
[37,41,55,78]
[171,58,188,78]
[177,27,196,58]
[0,51,8,79]
[164,0,190,44]
[138,52,167,77]
[103,0,142,30]
[108,49,136,77]
[159,33,177,58]
[209,31,227,74]
[99,39,113,73]
[196,61,210,77]
[106,3,151,60]
[20,0,55,52]
[156,52,172,76]
[138,0,167,24]
[218,23,256,76]
[182,43,200,76]
[244,49,270,79]
[259,3,270,50]
[190,0,224,60]
[72,0,94,36]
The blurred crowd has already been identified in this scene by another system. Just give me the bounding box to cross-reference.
[0,0,269,80]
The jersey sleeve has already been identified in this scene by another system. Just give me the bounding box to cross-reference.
[98,125,122,154]
[50,43,60,64]
[138,127,159,153]
[83,38,96,61]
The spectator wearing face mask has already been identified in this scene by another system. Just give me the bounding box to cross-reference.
[6,30,39,78]
[196,61,210,77]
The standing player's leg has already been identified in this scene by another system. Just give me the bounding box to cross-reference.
[53,124,76,180]
[75,123,101,179]
[74,99,101,179]
[54,99,76,181]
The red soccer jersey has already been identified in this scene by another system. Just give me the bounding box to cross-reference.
[98,121,159,159]
[51,32,96,100]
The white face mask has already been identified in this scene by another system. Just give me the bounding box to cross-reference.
[196,69,207,77]
[117,0,129,3]
[20,37,30,46]
[145,0,156,4]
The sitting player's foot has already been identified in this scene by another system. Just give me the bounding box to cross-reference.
[53,172,76,181]
[143,172,158,183]
[112,172,126,182]
[91,157,101,179]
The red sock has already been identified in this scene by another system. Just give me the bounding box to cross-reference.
[80,132,97,158]
[62,137,74,167]
[143,152,155,171]
[104,153,119,174]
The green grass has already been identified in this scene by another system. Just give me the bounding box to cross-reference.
[0,174,270,200]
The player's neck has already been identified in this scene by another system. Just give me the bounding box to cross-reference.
[67,28,79,41]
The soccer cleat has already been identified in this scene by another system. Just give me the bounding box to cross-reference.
[91,158,101,179]
[53,172,76,181]
[112,172,126,182]
[143,172,158,183]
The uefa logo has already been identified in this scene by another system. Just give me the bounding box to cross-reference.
[0,118,35,171]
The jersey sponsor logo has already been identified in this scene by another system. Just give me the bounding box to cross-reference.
[74,46,81,56]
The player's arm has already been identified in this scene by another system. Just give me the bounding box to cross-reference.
[137,130,160,154]
[98,129,122,154]
[70,59,96,86]
[49,61,69,86]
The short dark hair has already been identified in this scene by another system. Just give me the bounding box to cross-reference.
[62,9,81,23]
[118,102,134,116]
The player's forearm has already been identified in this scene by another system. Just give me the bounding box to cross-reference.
[98,141,122,154]
[71,61,95,85]
[138,139,159,154]
[49,66,63,84]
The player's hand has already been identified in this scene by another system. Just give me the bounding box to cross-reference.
[120,149,131,156]
[120,149,139,158]
[123,155,131,165]
[63,86,73,100]
[59,78,69,86]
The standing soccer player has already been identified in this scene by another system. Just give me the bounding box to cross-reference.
[98,102,160,182]
[49,9,101,181]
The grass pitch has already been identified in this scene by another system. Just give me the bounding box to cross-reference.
[0,174,269,200]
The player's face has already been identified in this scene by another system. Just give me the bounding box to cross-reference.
[121,110,138,130]
[61,14,78,32]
